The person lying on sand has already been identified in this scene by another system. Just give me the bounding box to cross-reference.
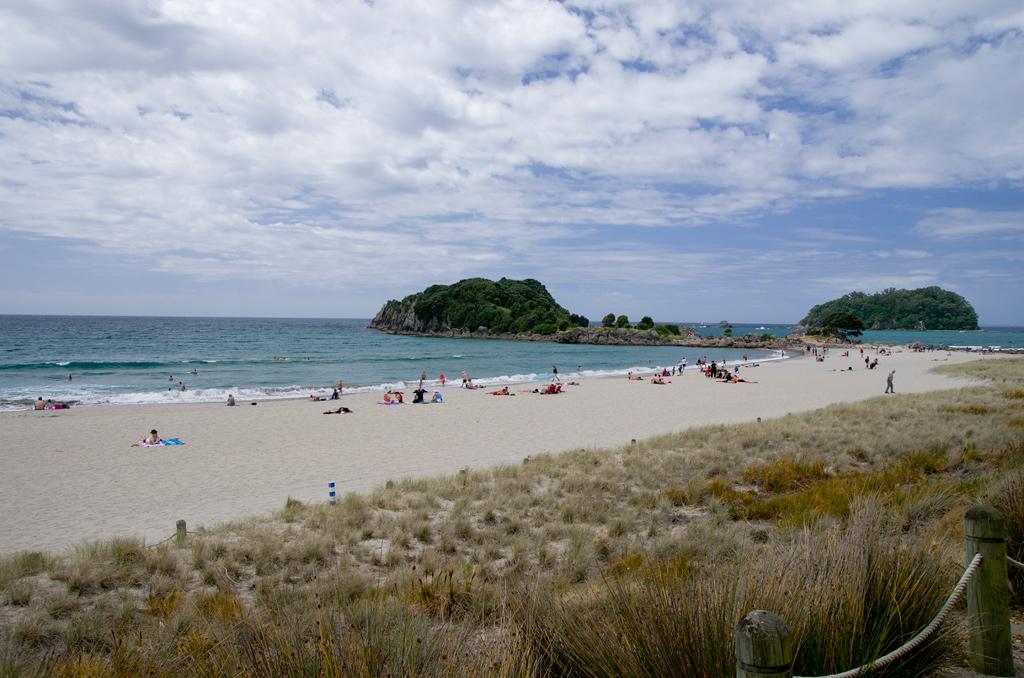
[309,394,324,401]
[652,377,669,384]
[490,387,513,395]
[145,429,161,445]
[627,372,643,380]
[323,407,353,414]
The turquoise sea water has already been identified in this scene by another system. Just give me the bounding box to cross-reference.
[3,316,1019,411]
[0,316,784,411]
[692,322,1024,349]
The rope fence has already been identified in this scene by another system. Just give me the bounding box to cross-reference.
[145,533,178,549]
[736,504,1017,678]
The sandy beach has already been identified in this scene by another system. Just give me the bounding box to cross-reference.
[0,349,991,554]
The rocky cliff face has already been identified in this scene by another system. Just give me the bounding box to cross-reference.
[369,298,447,333]
[554,327,700,345]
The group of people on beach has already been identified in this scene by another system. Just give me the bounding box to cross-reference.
[33,397,70,410]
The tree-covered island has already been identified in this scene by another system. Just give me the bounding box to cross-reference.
[369,278,790,348]
[800,287,979,332]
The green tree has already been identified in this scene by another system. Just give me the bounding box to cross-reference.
[376,277,583,335]
[819,311,865,340]
[635,316,654,331]
[616,315,631,329]
[800,287,977,330]
[602,313,616,328]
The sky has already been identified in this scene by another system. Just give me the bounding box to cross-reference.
[1,1,1022,325]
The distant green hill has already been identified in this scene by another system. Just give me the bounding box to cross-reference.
[800,287,978,331]
[370,277,589,335]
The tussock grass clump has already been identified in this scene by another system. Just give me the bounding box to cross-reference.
[519,506,956,677]
[195,590,243,621]
[944,404,993,415]
[0,551,49,590]
[741,455,828,491]
[988,469,1024,599]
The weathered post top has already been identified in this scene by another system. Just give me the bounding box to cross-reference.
[965,504,1005,541]
[736,610,794,678]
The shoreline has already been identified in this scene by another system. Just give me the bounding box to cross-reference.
[0,350,789,413]
[0,349,995,554]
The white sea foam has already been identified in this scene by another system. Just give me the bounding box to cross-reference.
[0,352,791,410]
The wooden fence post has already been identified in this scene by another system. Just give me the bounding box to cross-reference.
[964,504,1014,676]
[175,519,187,547]
[736,610,794,678]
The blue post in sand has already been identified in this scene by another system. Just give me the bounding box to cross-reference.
[328,481,336,506]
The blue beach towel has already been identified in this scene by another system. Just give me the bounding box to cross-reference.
[138,438,185,447]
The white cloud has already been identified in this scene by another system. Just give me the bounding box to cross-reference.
[0,0,1021,302]
[915,208,1024,239]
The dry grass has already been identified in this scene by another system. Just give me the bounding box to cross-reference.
[988,469,1024,600]
[518,505,957,676]
[0,357,1022,676]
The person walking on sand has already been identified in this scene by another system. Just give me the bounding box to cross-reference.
[439,373,446,387]
[552,365,560,381]
[885,370,895,394]
[419,370,427,389]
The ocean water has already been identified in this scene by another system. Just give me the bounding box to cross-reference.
[0,316,785,411]
[691,322,1024,349]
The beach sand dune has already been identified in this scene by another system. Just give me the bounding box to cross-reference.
[0,350,987,553]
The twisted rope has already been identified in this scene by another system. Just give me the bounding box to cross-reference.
[145,532,179,549]
[796,553,983,678]
[1009,556,1024,571]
